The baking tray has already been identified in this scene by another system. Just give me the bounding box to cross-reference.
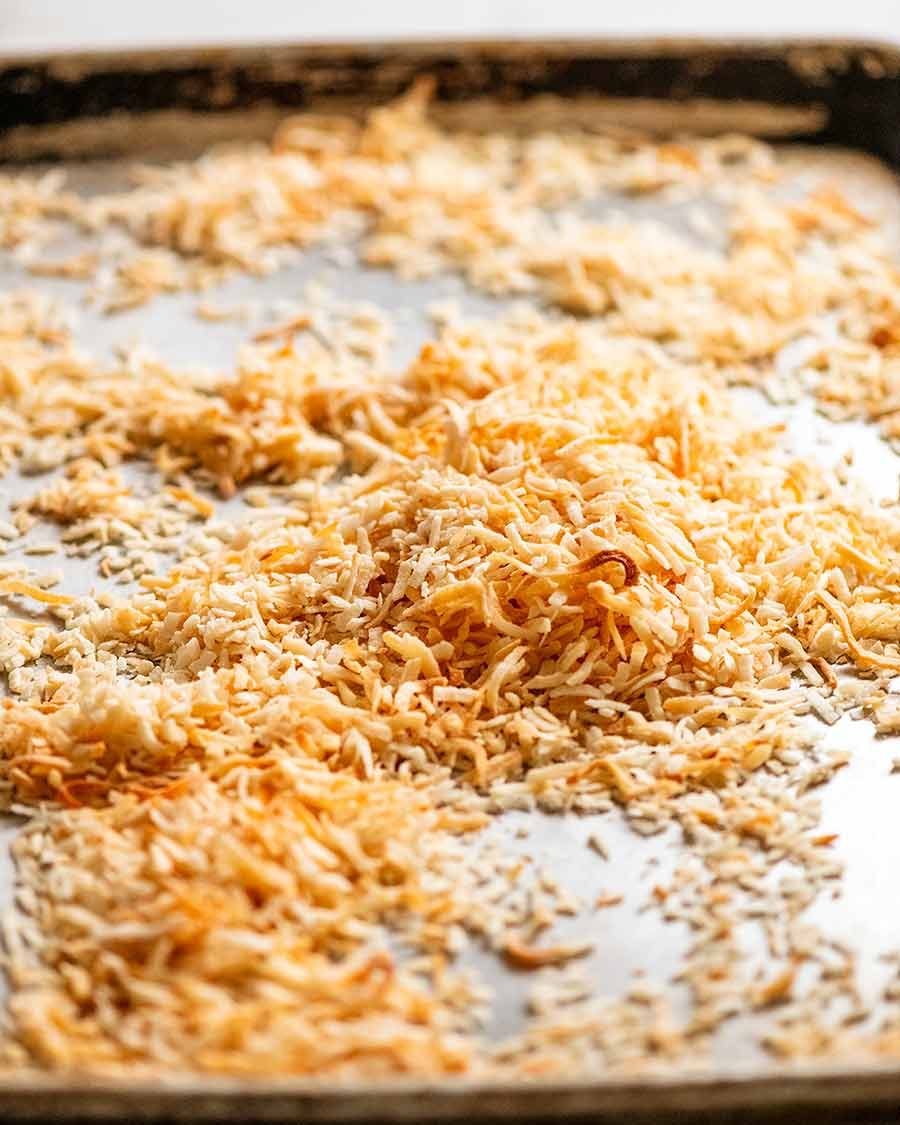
[3,36,900,1123]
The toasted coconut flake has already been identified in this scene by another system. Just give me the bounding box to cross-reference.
[2,87,900,1081]
[502,937,593,970]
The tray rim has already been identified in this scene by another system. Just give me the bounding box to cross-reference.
[1,33,900,69]
[4,1056,900,1120]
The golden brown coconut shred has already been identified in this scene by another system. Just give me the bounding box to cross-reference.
[4,90,900,1076]
[38,82,899,441]
[3,304,900,1073]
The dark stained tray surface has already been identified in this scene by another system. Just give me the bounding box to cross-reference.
[1,38,900,164]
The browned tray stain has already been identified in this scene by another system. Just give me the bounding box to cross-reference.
[0,38,898,162]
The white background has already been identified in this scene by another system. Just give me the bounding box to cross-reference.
[2,0,900,53]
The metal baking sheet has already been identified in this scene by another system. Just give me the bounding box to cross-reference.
[3,38,900,1122]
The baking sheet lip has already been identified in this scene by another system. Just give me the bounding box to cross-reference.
[3,1057,900,1113]
[1,33,900,74]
